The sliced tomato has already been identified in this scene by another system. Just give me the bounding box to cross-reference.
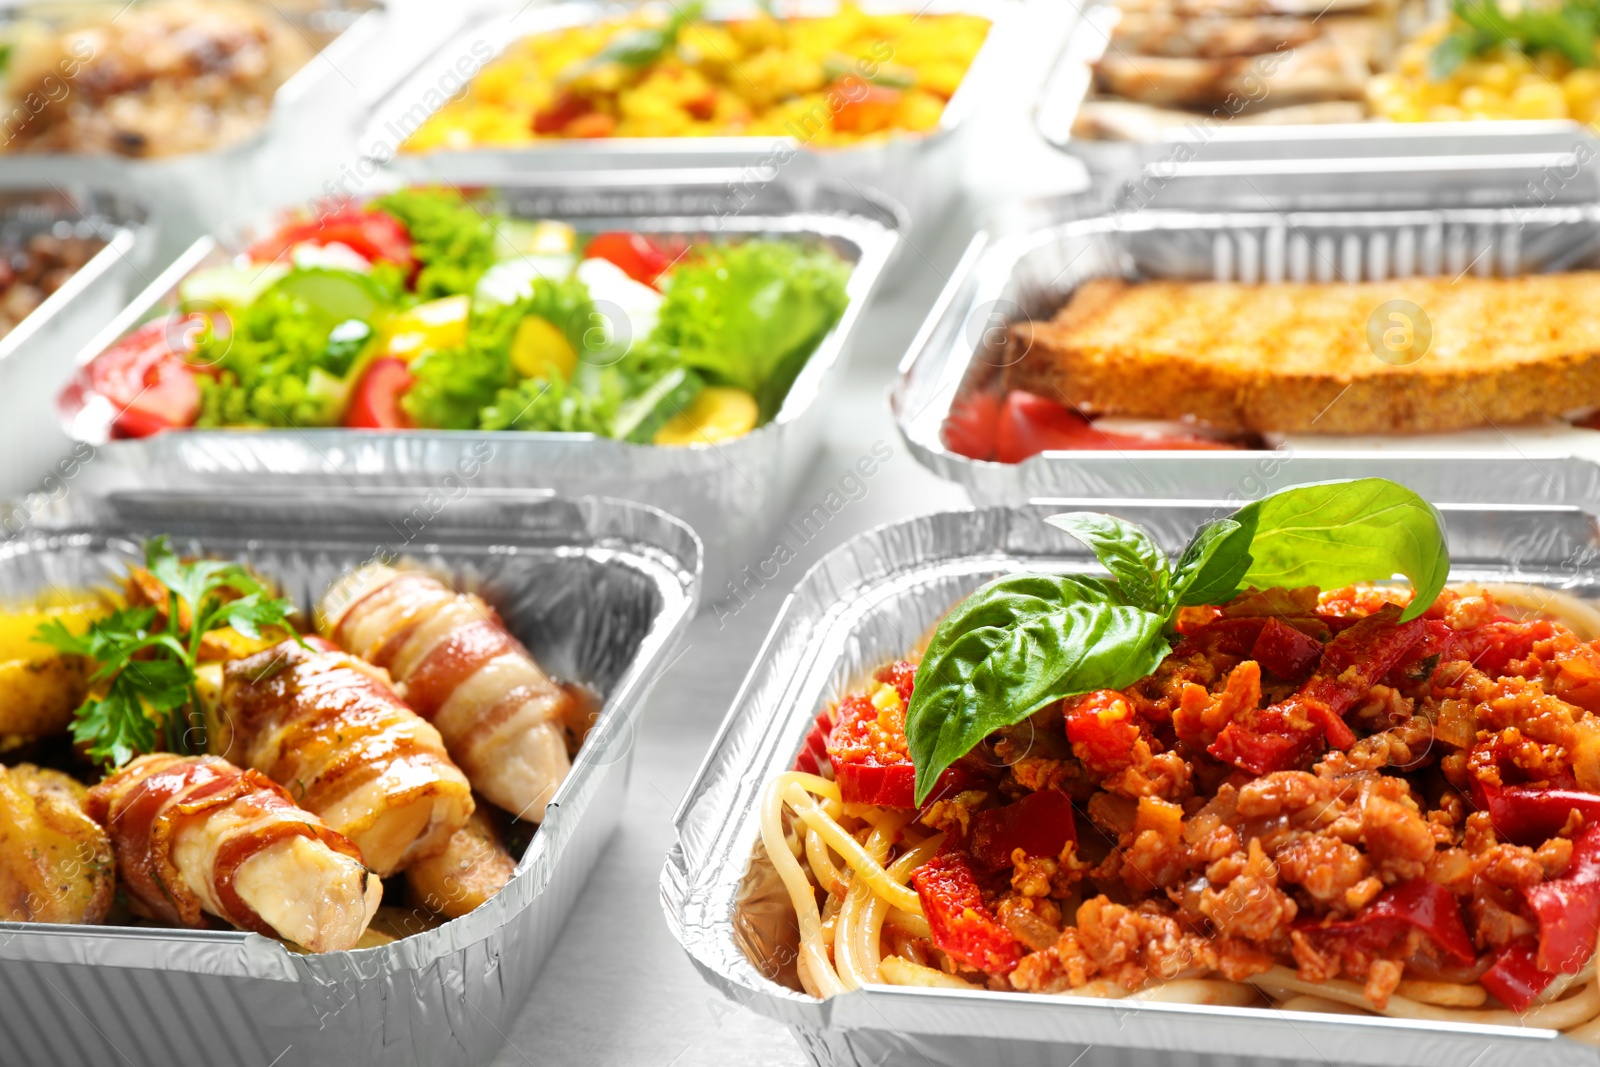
[942,391,1002,461]
[994,390,1237,462]
[87,318,206,438]
[1063,690,1143,776]
[584,232,678,287]
[248,204,415,273]
[344,358,414,429]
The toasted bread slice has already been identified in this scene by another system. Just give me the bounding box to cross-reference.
[1005,274,1600,435]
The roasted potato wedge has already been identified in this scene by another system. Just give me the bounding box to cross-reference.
[0,763,113,923]
[404,806,516,919]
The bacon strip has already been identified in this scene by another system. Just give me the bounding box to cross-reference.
[219,638,474,876]
[320,564,575,822]
[86,753,381,951]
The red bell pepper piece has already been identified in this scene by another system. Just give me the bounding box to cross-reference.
[344,358,414,429]
[248,203,415,272]
[87,318,206,438]
[584,232,679,288]
[1390,618,1554,685]
[1210,606,1426,774]
[969,789,1077,872]
[823,684,972,808]
[1479,784,1600,846]
[793,711,832,776]
[1172,616,1269,659]
[1250,617,1325,682]
[1522,821,1600,974]
[1482,937,1556,1013]
[532,89,593,134]
[941,391,1002,461]
[910,852,1021,975]
[1298,879,1475,966]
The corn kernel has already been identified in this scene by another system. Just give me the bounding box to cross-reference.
[1508,81,1568,119]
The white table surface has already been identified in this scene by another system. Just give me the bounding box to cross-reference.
[471,7,1087,1061]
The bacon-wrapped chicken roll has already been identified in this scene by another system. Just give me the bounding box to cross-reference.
[0,763,113,924]
[320,565,574,822]
[85,753,381,952]
[218,637,473,876]
[405,805,517,919]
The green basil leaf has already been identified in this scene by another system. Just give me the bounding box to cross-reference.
[906,574,1168,804]
[1171,516,1253,607]
[1232,478,1448,622]
[1044,512,1170,614]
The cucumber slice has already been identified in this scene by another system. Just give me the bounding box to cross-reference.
[268,269,386,323]
[178,263,287,312]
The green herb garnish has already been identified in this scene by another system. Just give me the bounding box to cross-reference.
[1431,0,1600,78]
[35,538,300,767]
[559,0,706,83]
[905,478,1450,803]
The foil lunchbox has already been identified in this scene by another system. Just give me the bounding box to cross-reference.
[0,182,148,499]
[358,0,1014,241]
[0,0,390,256]
[661,500,1600,1067]
[892,187,1600,511]
[57,172,901,597]
[0,487,699,1067]
[1032,0,1600,193]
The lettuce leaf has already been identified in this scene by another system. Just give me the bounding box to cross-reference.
[648,241,850,418]
[373,187,498,299]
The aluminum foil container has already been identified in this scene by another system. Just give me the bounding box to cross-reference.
[1033,0,1600,197]
[893,189,1600,510]
[0,487,699,1067]
[662,500,1600,1067]
[0,0,388,256]
[360,0,1013,241]
[0,182,148,499]
[58,174,901,596]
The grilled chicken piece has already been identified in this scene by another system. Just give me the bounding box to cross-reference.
[405,806,517,919]
[217,638,474,876]
[1072,98,1364,138]
[0,764,113,923]
[1093,22,1379,108]
[1108,12,1324,57]
[1006,273,1600,435]
[86,753,380,952]
[319,565,574,823]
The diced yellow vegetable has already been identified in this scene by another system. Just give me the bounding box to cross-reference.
[0,598,108,663]
[510,315,577,381]
[383,295,471,360]
[653,387,760,445]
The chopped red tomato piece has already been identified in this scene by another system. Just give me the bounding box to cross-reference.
[1210,606,1426,774]
[1392,618,1555,684]
[993,390,1234,463]
[824,682,972,808]
[87,318,206,438]
[1173,616,1269,659]
[874,660,917,703]
[1482,937,1556,1012]
[911,852,1021,975]
[248,203,414,272]
[1250,617,1324,681]
[344,358,414,429]
[941,391,1002,461]
[830,84,902,134]
[533,90,593,134]
[584,232,678,287]
[969,789,1077,873]
[1298,879,1475,966]
[1063,690,1142,776]
[1523,821,1600,974]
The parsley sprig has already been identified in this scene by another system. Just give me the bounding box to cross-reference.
[35,537,300,767]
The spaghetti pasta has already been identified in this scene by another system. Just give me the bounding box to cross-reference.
[759,580,1600,1042]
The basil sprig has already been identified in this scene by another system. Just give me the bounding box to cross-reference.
[906,478,1449,803]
